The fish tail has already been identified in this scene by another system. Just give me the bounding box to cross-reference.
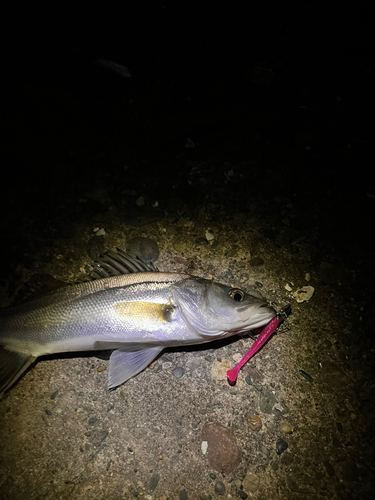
[0,347,36,394]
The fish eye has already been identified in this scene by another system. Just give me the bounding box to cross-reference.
[228,288,244,302]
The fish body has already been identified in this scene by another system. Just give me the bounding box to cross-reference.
[0,257,275,393]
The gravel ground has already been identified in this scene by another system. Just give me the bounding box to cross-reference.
[1,4,374,498]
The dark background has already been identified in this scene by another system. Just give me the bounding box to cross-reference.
[2,2,374,298]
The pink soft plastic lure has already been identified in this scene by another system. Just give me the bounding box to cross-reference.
[227,304,291,385]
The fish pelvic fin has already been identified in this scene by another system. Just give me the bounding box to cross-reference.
[0,347,36,395]
[108,347,163,389]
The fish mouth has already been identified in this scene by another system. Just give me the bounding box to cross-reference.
[236,303,276,330]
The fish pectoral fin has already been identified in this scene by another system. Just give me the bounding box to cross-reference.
[0,347,36,395]
[108,346,163,389]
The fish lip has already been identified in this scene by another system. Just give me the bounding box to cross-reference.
[234,304,276,329]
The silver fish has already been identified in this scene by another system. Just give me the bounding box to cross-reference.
[0,252,275,394]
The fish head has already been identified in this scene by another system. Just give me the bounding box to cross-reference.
[171,277,276,338]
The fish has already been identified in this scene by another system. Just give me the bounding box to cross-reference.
[0,250,276,394]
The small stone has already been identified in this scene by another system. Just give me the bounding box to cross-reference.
[247,414,262,431]
[276,438,288,455]
[292,285,314,303]
[172,367,185,379]
[323,460,335,476]
[149,473,160,491]
[238,491,248,499]
[232,353,242,363]
[97,366,106,372]
[126,237,159,263]
[209,473,216,480]
[135,196,145,206]
[88,417,96,426]
[95,228,106,236]
[211,359,232,381]
[90,430,108,447]
[201,422,241,473]
[45,409,52,416]
[179,489,188,500]
[259,388,277,414]
[50,390,58,400]
[279,421,293,434]
[305,273,311,281]
[299,370,313,382]
[201,441,208,454]
[214,481,226,495]
[86,236,106,260]
[205,230,214,241]
[285,283,292,291]
[243,472,260,493]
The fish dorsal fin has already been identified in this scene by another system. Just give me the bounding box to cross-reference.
[91,249,157,280]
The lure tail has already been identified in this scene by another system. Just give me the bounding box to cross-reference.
[227,304,291,385]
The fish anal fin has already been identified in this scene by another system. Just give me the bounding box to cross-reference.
[108,347,163,389]
[0,347,36,395]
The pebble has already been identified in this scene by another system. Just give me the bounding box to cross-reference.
[149,473,160,491]
[276,438,288,455]
[279,421,293,434]
[259,388,277,414]
[292,285,315,303]
[238,491,248,499]
[246,414,262,431]
[172,367,185,379]
[86,235,106,260]
[45,409,52,416]
[243,472,260,493]
[201,422,241,473]
[214,481,226,495]
[209,473,216,480]
[211,359,232,381]
[90,430,108,447]
[299,369,313,382]
[179,489,188,500]
[205,230,214,241]
[323,460,335,476]
[126,237,159,263]
[97,366,106,372]
[232,353,242,363]
[50,390,59,400]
